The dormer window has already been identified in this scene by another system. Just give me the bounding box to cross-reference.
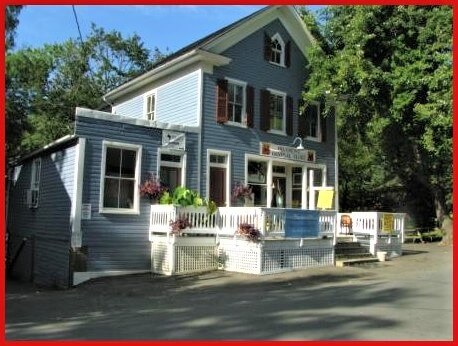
[264,32,290,67]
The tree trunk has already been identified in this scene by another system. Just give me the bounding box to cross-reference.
[433,187,452,245]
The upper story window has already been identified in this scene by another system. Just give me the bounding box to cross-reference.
[28,158,41,208]
[216,78,254,128]
[227,79,246,125]
[264,32,290,68]
[100,141,142,214]
[268,89,286,134]
[305,103,321,141]
[145,93,156,121]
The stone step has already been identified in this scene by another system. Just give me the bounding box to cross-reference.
[335,253,374,260]
[335,257,379,267]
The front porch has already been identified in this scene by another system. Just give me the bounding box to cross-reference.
[149,205,406,276]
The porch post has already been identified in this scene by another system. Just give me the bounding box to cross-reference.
[308,169,315,210]
[301,165,307,209]
[267,160,273,208]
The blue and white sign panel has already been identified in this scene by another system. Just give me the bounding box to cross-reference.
[284,209,320,238]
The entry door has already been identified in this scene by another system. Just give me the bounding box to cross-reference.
[209,167,226,207]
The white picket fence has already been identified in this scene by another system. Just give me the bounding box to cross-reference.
[149,205,337,241]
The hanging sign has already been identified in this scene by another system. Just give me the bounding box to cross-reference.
[382,214,394,234]
[81,204,92,220]
[162,130,186,150]
[260,142,315,162]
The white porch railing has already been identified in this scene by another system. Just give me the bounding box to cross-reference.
[350,211,405,255]
[149,205,337,241]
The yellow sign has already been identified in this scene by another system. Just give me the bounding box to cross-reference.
[317,189,334,210]
[382,214,394,233]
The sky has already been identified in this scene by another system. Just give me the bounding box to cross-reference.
[15,5,322,55]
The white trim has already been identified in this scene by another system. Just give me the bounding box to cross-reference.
[205,6,315,60]
[196,68,203,127]
[267,89,287,134]
[207,149,231,207]
[99,140,142,215]
[143,91,157,121]
[225,77,247,126]
[104,49,231,102]
[76,107,200,134]
[157,148,186,190]
[334,102,339,212]
[269,32,286,67]
[70,138,86,249]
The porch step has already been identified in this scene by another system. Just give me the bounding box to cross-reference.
[335,257,379,267]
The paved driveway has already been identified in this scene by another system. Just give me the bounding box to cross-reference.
[6,242,452,340]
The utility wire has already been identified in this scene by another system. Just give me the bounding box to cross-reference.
[72,5,84,46]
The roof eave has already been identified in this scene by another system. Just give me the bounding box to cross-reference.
[104,49,231,102]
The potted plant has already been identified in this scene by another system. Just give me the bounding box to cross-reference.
[169,216,192,235]
[139,173,166,204]
[235,223,262,242]
[232,182,253,206]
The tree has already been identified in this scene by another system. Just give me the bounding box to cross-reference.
[5,5,23,51]
[6,24,166,159]
[302,6,452,234]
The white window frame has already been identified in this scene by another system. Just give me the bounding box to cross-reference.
[157,148,186,190]
[267,88,287,135]
[144,91,157,121]
[29,158,41,208]
[99,141,142,215]
[225,77,247,127]
[206,149,231,207]
[305,101,321,142]
[269,33,285,67]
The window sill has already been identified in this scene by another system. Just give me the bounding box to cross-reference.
[99,207,140,215]
[269,61,286,68]
[268,129,287,136]
[305,136,322,143]
[226,121,247,129]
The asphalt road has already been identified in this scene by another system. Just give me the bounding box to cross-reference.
[6,242,452,341]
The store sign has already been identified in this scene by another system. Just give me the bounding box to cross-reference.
[162,130,186,150]
[382,214,394,234]
[260,142,316,163]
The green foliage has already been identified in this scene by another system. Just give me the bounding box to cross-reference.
[6,24,167,160]
[303,6,452,226]
[159,186,217,215]
[5,6,23,51]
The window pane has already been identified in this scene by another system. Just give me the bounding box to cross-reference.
[121,149,136,178]
[104,178,119,208]
[119,179,135,208]
[235,85,243,104]
[228,103,234,121]
[306,105,318,138]
[248,161,267,184]
[160,166,181,191]
[161,154,181,163]
[234,105,242,123]
[106,148,121,177]
[228,84,235,102]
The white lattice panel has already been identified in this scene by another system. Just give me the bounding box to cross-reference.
[376,236,402,258]
[151,242,171,275]
[218,239,261,274]
[175,245,218,274]
[262,247,334,273]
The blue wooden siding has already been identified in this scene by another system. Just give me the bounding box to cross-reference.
[156,71,200,126]
[111,70,200,126]
[200,19,336,193]
[113,94,143,119]
[7,142,77,287]
[74,116,199,271]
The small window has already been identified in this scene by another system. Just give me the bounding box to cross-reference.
[305,103,320,140]
[145,93,156,121]
[29,158,41,208]
[270,33,285,66]
[210,154,227,164]
[100,142,141,214]
[159,151,184,192]
[269,91,286,133]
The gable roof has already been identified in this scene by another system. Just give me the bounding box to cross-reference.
[104,5,315,102]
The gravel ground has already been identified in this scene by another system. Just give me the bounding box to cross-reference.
[6,242,452,341]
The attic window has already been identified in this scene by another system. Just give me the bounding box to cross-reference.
[264,33,290,67]
[145,93,156,121]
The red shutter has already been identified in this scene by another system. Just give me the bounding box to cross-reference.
[264,32,271,61]
[260,89,271,131]
[216,79,228,124]
[286,96,293,136]
[297,98,306,138]
[285,41,291,67]
[246,85,254,128]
